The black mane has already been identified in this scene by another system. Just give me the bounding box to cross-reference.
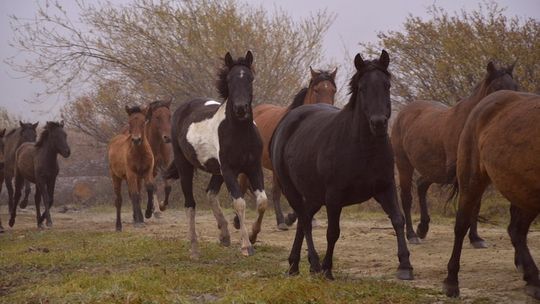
[35,121,63,147]
[126,106,143,115]
[146,100,171,120]
[288,88,309,111]
[216,56,253,100]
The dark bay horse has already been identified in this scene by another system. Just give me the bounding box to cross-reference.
[164,51,268,258]
[3,122,38,216]
[109,106,155,231]
[10,121,70,228]
[391,61,518,246]
[241,67,337,230]
[270,50,413,280]
[443,91,540,300]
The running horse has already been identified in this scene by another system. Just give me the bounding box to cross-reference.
[443,91,540,300]
[164,51,268,258]
[391,61,518,246]
[240,67,337,230]
[10,121,71,228]
[270,50,413,280]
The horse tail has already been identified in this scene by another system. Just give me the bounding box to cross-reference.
[287,88,308,111]
[163,162,179,180]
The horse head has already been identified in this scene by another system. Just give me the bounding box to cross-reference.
[125,105,147,146]
[218,51,255,121]
[483,61,518,94]
[350,50,392,137]
[147,99,172,143]
[307,66,337,105]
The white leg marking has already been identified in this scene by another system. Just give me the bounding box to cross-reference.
[208,192,230,246]
[233,197,254,256]
[153,194,162,218]
[251,190,268,243]
[185,207,199,259]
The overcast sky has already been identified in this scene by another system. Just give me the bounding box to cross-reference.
[1,0,538,122]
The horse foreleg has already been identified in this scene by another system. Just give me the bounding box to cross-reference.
[246,168,267,244]
[223,169,254,256]
[271,173,287,230]
[207,175,230,246]
[34,188,42,229]
[143,173,156,220]
[5,176,14,215]
[126,173,144,227]
[321,205,342,280]
[111,174,123,231]
[8,173,24,227]
[160,177,172,211]
[19,181,31,209]
[416,178,432,239]
[176,155,199,259]
[375,184,414,281]
[43,179,56,227]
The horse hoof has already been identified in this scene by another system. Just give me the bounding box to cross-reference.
[516,264,524,273]
[190,251,200,260]
[46,222,53,228]
[443,279,460,298]
[323,269,335,280]
[396,268,414,280]
[145,209,153,219]
[220,236,231,247]
[233,215,240,230]
[288,268,300,276]
[133,222,145,228]
[8,218,15,228]
[20,200,28,209]
[116,227,122,232]
[525,285,540,299]
[277,223,289,231]
[309,265,322,274]
[416,226,428,239]
[159,204,167,212]
[249,234,258,244]
[153,211,162,219]
[408,237,421,245]
[471,240,488,249]
[242,246,255,257]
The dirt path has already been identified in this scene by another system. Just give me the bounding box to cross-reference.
[3,206,539,303]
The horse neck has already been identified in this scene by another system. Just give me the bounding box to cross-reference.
[36,137,59,163]
[450,80,490,126]
[145,122,164,153]
[339,98,372,142]
[304,87,316,105]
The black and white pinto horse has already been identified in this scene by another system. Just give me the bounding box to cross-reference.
[165,51,268,258]
[270,50,414,280]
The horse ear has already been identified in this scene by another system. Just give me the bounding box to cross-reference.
[60,120,65,128]
[354,53,365,71]
[32,122,39,129]
[165,98,173,108]
[379,50,390,70]
[140,105,148,116]
[330,67,338,79]
[125,105,131,115]
[0,128,5,137]
[310,66,319,78]
[224,52,234,68]
[487,61,497,76]
[19,121,24,128]
[245,50,253,67]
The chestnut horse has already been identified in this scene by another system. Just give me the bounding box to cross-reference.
[108,106,155,231]
[243,67,337,230]
[10,121,71,228]
[391,61,517,246]
[443,91,540,300]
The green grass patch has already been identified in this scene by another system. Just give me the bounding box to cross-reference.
[0,230,443,303]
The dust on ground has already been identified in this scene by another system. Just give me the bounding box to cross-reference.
[2,205,539,304]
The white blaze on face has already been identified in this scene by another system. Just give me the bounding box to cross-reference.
[239,70,245,78]
[186,102,227,166]
[204,100,221,106]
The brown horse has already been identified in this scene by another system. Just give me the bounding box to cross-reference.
[10,121,71,228]
[443,90,540,300]
[3,122,38,218]
[391,61,518,246]
[144,100,173,216]
[109,106,155,231]
[241,67,337,230]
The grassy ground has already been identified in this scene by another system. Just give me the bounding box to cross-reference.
[0,228,444,304]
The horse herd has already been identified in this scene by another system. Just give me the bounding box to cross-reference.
[0,49,539,300]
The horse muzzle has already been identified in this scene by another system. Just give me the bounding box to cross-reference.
[61,148,71,158]
[132,137,143,145]
[162,135,171,143]
[369,116,389,137]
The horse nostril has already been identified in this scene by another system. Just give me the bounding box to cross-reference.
[370,117,388,129]
[163,135,171,143]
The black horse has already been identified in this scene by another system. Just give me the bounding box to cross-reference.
[3,122,38,217]
[10,121,71,228]
[270,50,413,280]
[165,51,268,258]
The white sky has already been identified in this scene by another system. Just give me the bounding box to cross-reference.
[0,0,538,121]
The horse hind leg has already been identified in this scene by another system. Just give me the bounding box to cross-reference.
[507,205,540,299]
[271,173,288,231]
[177,155,199,259]
[207,174,230,247]
[468,207,487,248]
[8,174,24,227]
[416,178,432,239]
[19,181,31,209]
[160,177,172,211]
[126,174,144,228]
[34,188,43,229]
[395,153,419,244]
